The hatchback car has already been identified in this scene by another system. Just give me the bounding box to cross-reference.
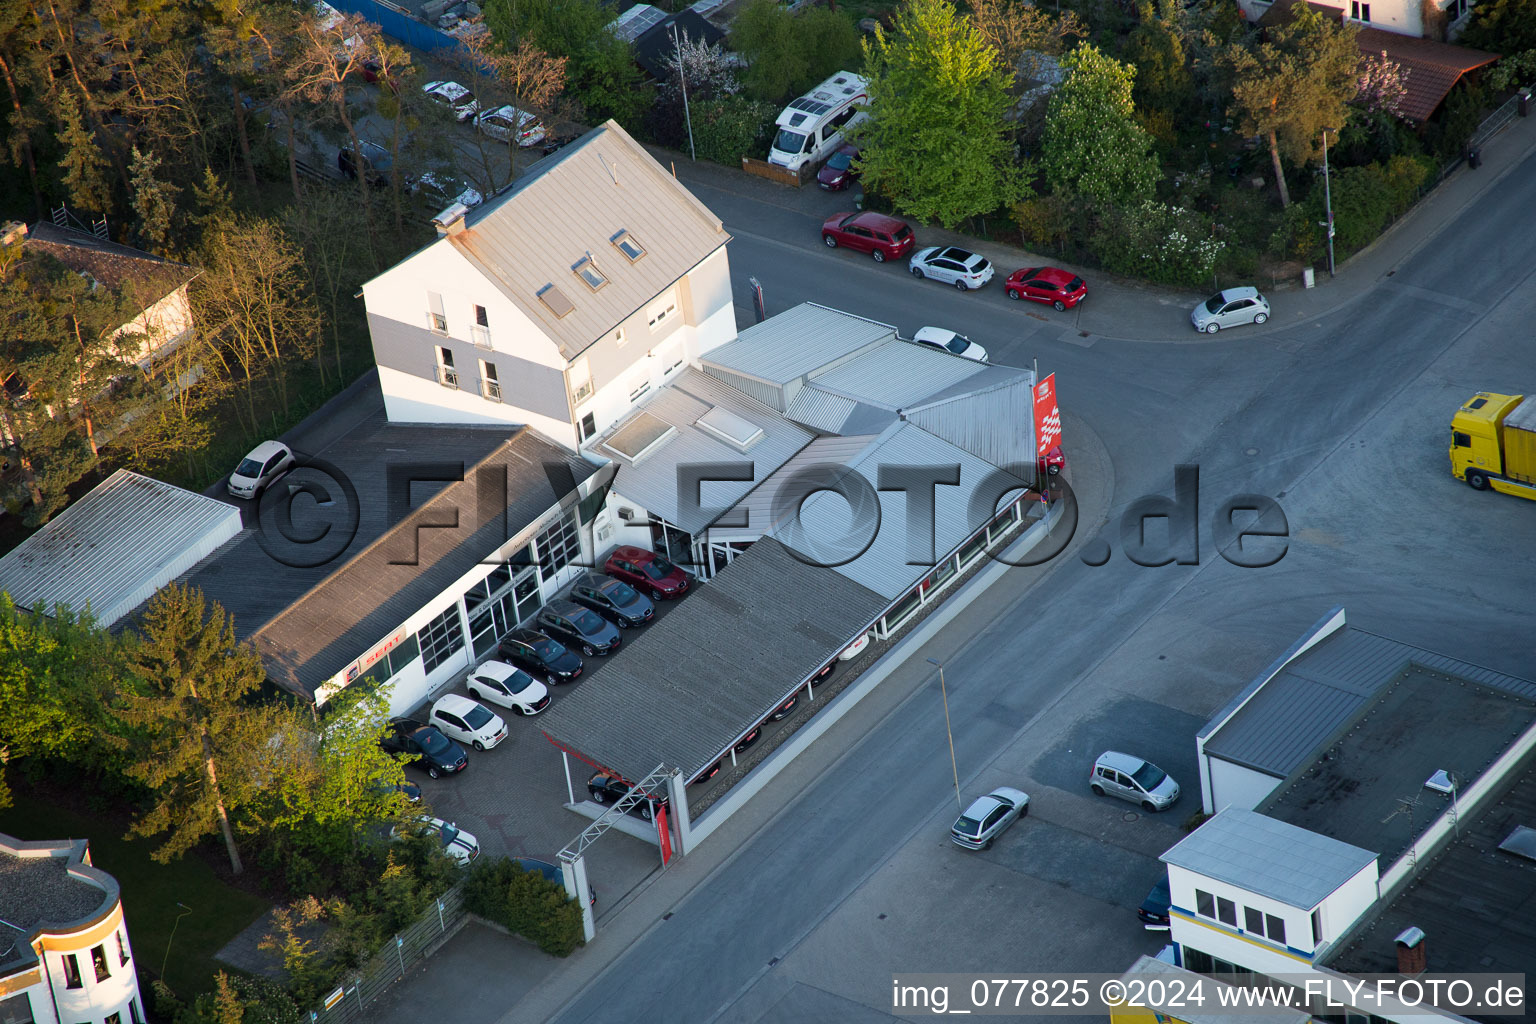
[1191,286,1269,334]
[1090,751,1181,811]
[475,104,546,146]
[465,660,550,715]
[911,326,989,363]
[951,786,1030,849]
[588,771,667,821]
[569,572,654,628]
[227,440,295,499]
[604,546,691,600]
[821,211,915,263]
[380,718,467,779]
[909,246,994,291]
[392,815,479,865]
[497,628,583,684]
[412,170,483,210]
[336,140,393,186]
[536,600,621,657]
[1005,266,1087,310]
[421,80,479,121]
[1138,875,1172,929]
[817,144,860,191]
[428,693,507,751]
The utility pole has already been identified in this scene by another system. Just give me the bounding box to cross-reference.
[671,24,696,162]
[927,658,963,811]
[1321,128,1336,278]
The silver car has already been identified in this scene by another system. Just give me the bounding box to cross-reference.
[950,786,1030,849]
[227,440,294,499]
[1191,286,1269,334]
[909,246,995,291]
[475,104,546,147]
[1090,751,1180,812]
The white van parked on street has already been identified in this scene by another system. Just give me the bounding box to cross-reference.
[767,71,869,173]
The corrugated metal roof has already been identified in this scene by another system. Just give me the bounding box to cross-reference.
[784,387,860,433]
[903,371,1037,469]
[771,423,1029,599]
[0,470,241,627]
[1162,808,1377,909]
[702,303,895,386]
[539,537,887,784]
[808,343,986,409]
[442,120,729,361]
[1203,627,1536,776]
[596,370,814,534]
[710,435,882,542]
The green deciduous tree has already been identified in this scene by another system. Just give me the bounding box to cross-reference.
[1217,3,1360,207]
[1041,43,1159,206]
[854,0,1029,228]
[729,0,862,103]
[115,583,274,874]
[1460,0,1536,54]
[484,0,645,125]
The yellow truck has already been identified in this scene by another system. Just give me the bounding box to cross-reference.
[1450,392,1536,501]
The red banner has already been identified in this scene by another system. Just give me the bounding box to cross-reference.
[656,804,673,864]
[1033,373,1061,458]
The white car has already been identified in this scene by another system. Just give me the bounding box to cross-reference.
[227,440,294,499]
[475,104,546,147]
[951,786,1030,850]
[912,326,989,363]
[465,660,550,716]
[422,80,479,122]
[412,170,483,210]
[1191,286,1269,334]
[428,693,507,750]
[909,246,994,291]
[393,815,480,865]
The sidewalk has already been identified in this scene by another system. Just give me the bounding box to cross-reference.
[648,107,1536,343]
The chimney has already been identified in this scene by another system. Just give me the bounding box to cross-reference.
[1,221,27,247]
[432,203,470,237]
[1395,926,1426,975]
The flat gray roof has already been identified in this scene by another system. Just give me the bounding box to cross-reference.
[0,469,241,627]
[0,835,116,973]
[539,537,887,784]
[1324,748,1536,998]
[1204,626,1536,779]
[702,303,895,386]
[1162,808,1378,910]
[1258,662,1536,862]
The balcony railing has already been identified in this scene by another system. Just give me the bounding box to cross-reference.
[470,324,492,349]
[437,365,459,389]
[482,379,502,402]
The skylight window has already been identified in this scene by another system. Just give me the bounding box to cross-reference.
[573,255,607,290]
[611,229,646,262]
[537,283,575,318]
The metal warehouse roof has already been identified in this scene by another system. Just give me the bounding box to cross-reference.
[711,434,881,542]
[1203,625,1536,779]
[807,342,985,409]
[539,537,887,784]
[1162,808,1377,910]
[0,470,241,627]
[701,303,895,389]
[593,369,814,534]
[771,423,1030,599]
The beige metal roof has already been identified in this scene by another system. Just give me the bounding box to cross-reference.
[448,120,730,362]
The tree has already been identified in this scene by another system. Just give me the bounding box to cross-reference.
[483,0,645,125]
[129,146,178,253]
[967,0,1083,81]
[1460,0,1536,54]
[1125,0,1196,118]
[853,0,1029,228]
[55,89,114,213]
[1041,43,1159,206]
[115,583,273,874]
[284,11,383,227]
[730,0,862,103]
[1217,3,1360,207]
[446,35,567,194]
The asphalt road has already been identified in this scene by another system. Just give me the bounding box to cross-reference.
[540,154,1536,1023]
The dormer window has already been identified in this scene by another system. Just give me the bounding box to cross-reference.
[573,255,607,290]
[611,229,646,262]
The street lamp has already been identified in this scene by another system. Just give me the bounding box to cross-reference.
[1320,127,1336,278]
[670,24,696,162]
[926,657,963,811]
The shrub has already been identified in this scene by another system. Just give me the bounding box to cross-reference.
[1381,153,1433,216]
[691,95,779,166]
[1011,195,1073,252]
[464,857,586,957]
[1323,163,1392,251]
[1088,200,1224,286]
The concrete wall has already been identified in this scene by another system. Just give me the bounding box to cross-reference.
[1205,758,1283,815]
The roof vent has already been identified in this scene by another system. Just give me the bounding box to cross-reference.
[432,203,470,236]
[1424,769,1455,793]
[1497,825,1536,862]
[1395,927,1426,976]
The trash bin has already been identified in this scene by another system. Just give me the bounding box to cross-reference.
[1303,267,1316,289]
[1468,147,1482,169]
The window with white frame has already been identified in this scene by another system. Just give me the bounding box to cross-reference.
[646,289,678,331]
[436,346,458,388]
[427,291,447,333]
[417,605,462,673]
[480,360,501,401]
[614,327,627,347]
[534,510,582,582]
[570,356,593,405]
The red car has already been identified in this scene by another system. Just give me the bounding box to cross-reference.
[603,546,691,600]
[821,211,914,263]
[1005,267,1087,311]
[1039,445,1065,478]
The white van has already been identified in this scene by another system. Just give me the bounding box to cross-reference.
[767,71,869,173]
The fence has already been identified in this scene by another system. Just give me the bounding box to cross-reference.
[328,0,464,54]
[740,156,807,188]
[308,883,469,1024]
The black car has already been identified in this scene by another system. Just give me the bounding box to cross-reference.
[497,628,583,684]
[536,600,622,657]
[337,140,393,186]
[568,572,655,629]
[1137,875,1172,929]
[381,718,467,779]
[587,770,666,821]
[769,689,802,721]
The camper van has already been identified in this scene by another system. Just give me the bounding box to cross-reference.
[767,71,869,173]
